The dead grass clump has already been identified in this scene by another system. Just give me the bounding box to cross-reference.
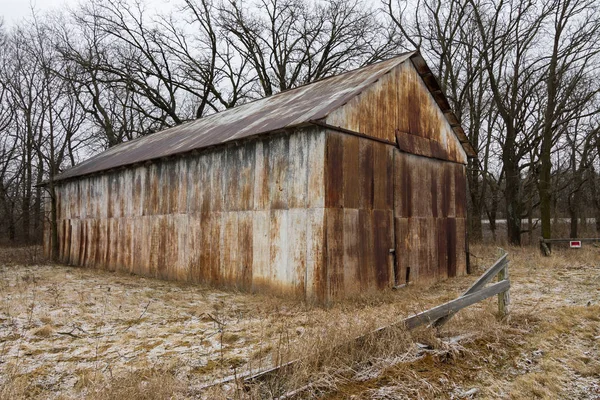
[86,368,184,400]
[0,245,45,266]
[0,363,52,400]
[31,325,54,337]
[245,318,417,398]
[569,357,600,377]
[221,332,241,344]
[510,369,566,399]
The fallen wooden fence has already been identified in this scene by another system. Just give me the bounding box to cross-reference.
[201,252,511,393]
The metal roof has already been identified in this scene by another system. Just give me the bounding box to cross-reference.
[54,51,475,182]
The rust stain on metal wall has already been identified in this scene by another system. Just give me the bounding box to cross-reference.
[327,60,469,165]
[393,152,467,284]
[322,132,395,299]
[50,128,327,300]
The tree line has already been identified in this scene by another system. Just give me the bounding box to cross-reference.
[0,0,599,248]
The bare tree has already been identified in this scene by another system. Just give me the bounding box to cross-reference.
[537,0,600,245]
[220,0,400,97]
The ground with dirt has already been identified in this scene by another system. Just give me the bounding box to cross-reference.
[0,245,599,399]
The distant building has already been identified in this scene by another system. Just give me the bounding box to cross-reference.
[45,51,476,303]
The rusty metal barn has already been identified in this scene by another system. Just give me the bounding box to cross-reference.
[44,51,476,303]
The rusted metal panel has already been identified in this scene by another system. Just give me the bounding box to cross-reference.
[238,145,256,211]
[199,154,212,214]
[185,158,199,215]
[358,210,375,290]
[199,212,213,281]
[393,151,467,285]
[358,140,374,210]
[455,217,467,276]
[288,133,309,209]
[69,219,79,265]
[342,209,359,294]
[307,132,326,208]
[238,211,253,289]
[253,141,269,211]
[394,152,412,218]
[446,218,457,277]
[436,218,448,281]
[269,210,289,289]
[373,144,394,211]
[210,152,224,212]
[146,165,159,216]
[287,209,307,294]
[328,60,469,165]
[268,136,289,210]
[325,133,344,208]
[322,133,396,299]
[209,212,222,284]
[373,209,394,289]
[327,68,399,144]
[175,159,188,214]
[325,208,344,299]
[175,214,188,280]
[224,147,240,212]
[221,211,239,285]
[342,136,360,209]
[394,217,409,285]
[186,214,202,282]
[305,208,325,301]
[251,210,270,289]
[455,164,467,218]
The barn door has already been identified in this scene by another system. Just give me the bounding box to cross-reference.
[392,148,466,286]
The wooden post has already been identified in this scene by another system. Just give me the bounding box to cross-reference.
[497,264,509,318]
[539,237,551,256]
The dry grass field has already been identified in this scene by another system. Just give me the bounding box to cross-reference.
[0,244,599,399]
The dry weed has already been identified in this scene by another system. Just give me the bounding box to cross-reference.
[0,244,598,399]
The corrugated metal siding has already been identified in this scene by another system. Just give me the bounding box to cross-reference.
[51,128,327,300]
[326,61,468,165]
[323,132,395,299]
[394,152,467,285]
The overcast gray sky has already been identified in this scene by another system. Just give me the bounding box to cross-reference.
[1,0,70,24]
[1,0,179,25]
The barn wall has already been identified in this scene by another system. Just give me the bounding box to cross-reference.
[323,132,395,299]
[47,128,327,300]
[325,60,467,165]
[394,152,467,284]
[322,58,469,291]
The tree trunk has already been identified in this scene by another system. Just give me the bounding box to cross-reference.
[504,155,521,245]
[468,159,483,242]
[539,144,552,245]
[50,185,59,261]
[569,204,578,238]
